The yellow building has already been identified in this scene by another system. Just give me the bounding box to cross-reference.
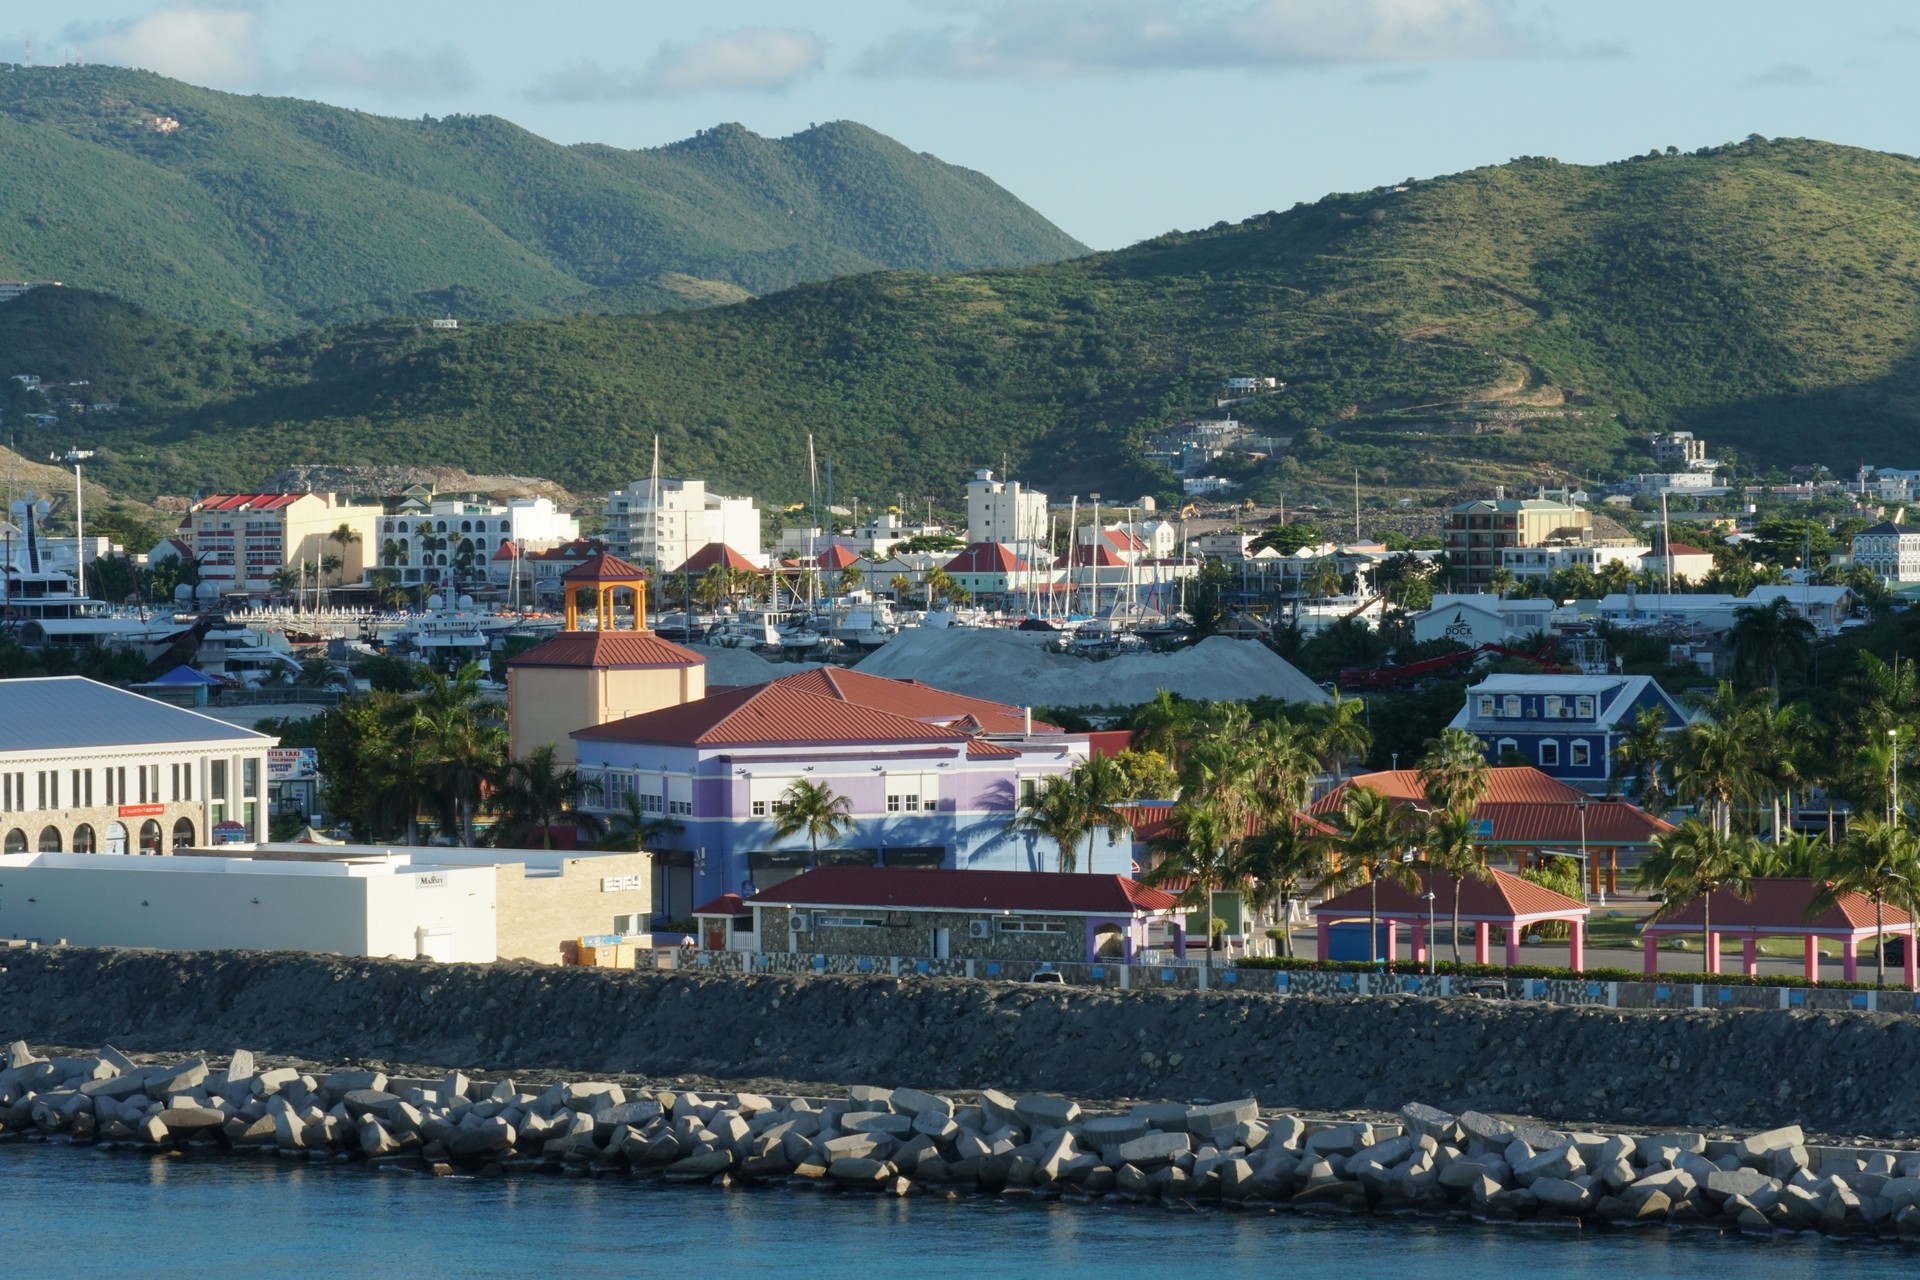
[505,552,704,766]
[1444,497,1592,588]
[177,493,381,598]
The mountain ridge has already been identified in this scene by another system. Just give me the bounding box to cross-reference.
[0,66,1088,335]
[9,135,1920,511]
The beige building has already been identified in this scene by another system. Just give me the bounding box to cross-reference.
[1444,497,1593,588]
[175,492,381,598]
[0,676,273,857]
[505,553,705,766]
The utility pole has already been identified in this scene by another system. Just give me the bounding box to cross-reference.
[58,447,94,597]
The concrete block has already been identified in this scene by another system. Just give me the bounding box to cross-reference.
[1014,1095,1081,1130]
[1458,1111,1515,1146]
[890,1087,950,1118]
[1117,1131,1191,1166]
[1398,1102,1461,1143]
[1734,1125,1804,1164]
[1513,1143,1584,1187]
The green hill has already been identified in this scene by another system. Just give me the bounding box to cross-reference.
[12,136,1920,508]
[0,66,1087,334]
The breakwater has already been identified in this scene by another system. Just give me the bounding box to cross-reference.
[4,946,1920,1136]
[5,1040,1920,1243]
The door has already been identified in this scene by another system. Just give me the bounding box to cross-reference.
[933,927,950,960]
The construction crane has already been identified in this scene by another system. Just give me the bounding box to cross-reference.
[1337,641,1565,692]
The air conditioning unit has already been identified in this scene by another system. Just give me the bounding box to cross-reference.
[790,913,811,932]
[968,920,993,939]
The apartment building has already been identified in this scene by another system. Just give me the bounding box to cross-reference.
[964,469,1048,545]
[1444,497,1592,588]
[602,479,762,571]
[373,495,579,588]
[178,493,379,597]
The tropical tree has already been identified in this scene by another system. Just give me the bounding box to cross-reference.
[1305,694,1372,786]
[1238,815,1325,957]
[1669,684,1768,835]
[1729,596,1816,702]
[1636,817,1757,974]
[1416,727,1491,815]
[319,554,342,606]
[888,573,914,600]
[1613,706,1674,814]
[492,744,603,849]
[1313,785,1418,968]
[1141,795,1242,952]
[1130,689,1194,766]
[1064,754,1131,874]
[1745,831,1827,878]
[1246,718,1318,825]
[1421,805,1485,964]
[407,663,507,845]
[1010,775,1085,873]
[381,537,409,568]
[329,522,361,593]
[1813,816,1920,988]
[773,779,855,865]
[268,565,301,606]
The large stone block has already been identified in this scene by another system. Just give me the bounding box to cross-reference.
[1014,1095,1081,1130]
[1083,1115,1150,1148]
[1734,1125,1805,1164]
[1117,1131,1191,1166]
[890,1088,950,1119]
[1513,1144,1584,1187]
[843,1110,914,1136]
[1398,1102,1461,1143]
[1458,1111,1515,1147]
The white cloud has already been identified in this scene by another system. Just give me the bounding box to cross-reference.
[1742,61,1817,88]
[857,0,1540,78]
[530,27,823,102]
[67,2,267,87]
[60,3,473,98]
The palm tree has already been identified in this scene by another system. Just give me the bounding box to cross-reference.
[1141,795,1243,952]
[408,663,507,844]
[1245,718,1317,825]
[1305,694,1372,787]
[1238,815,1325,957]
[1487,566,1516,600]
[773,779,855,865]
[319,554,342,607]
[1304,558,1345,600]
[1729,596,1816,703]
[1813,817,1920,988]
[597,790,685,853]
[268,565,300,606]
[1636,816,1757,974]
[1670,684,1768,836]
[1065,754,1130,874]
[1010,775,1085,873]
[1416,727,1491,815]
[328,522,361,595]
[1130,689,1194,767]
[492,744,602,849]
[1421,806,1484,964]
[1313,785,1417,968]
[1746,831,1827,878]
[381,536,409,569]
[1613,705,1674,814]
[888,572,914,601]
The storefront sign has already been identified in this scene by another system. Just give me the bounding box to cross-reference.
[116,804,165,818]
[268,748,319,781]
[601,874,644,892]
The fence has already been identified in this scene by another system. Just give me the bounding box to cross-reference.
[661,948,1920,1012]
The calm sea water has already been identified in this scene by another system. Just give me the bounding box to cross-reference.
[2,1144,1912,1278]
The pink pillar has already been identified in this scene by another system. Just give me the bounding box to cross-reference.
[1503,924,1521,968]
[1317,917,1330,962]
[1706,931,1721,976]
[1843,937,1859,982]
[1643,934,1659,975]
[1568,919,1585,973]
[1411,921,1427,965]
[1804,935,1821,985]
[1381,919,1396,966]
[1475,922,1491,965]
[1742,938,1758,978]
[1907,928,1918,991]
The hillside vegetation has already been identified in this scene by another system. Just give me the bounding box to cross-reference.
[10,137,1920,507]
[0,66,1086,334]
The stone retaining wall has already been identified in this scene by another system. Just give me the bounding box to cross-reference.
[6,946,1920,1137]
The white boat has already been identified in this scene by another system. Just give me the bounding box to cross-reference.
[391,594,497,668]
[831,594,898,647]
[704,610,784,651]
[195,617,306,686]
[2,495,195,658]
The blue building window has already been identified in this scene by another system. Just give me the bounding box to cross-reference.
[1539,739,1560,767]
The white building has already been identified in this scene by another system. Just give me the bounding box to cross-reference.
[0,676,275,855]
[603,479,762,571]
[1500,543,1648,581]
[1183,476,1237,496]
[1411,594,1557,647]
[964,469,1048,545]
[374,496,580,588]
[1625,471,1720,496]
[0,281,61,303]
[775,512,942,561]
[1853,520,1920,584]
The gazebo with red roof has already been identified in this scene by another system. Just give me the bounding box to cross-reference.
[561,552,651,632]
[1312,767,1672,895]
[1641,878,1918,986]
[1312,866,1593,969]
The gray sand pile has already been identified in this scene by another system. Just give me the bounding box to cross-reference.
[854,630,1328,708]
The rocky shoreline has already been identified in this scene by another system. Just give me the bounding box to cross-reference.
[4,1039,1918,1243]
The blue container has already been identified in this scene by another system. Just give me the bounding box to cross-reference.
[1326,922,1391,962]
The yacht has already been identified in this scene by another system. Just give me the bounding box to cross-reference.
[391,594,498,669]
[703,609,784,651]
[2,496,195,658]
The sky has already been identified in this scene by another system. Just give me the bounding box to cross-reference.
[7,1,1920,249]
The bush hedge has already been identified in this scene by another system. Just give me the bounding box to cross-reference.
[1233,955,1893,991]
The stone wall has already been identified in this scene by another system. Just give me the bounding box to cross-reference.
[8,947,1920,1137]
[756,905,1093,965]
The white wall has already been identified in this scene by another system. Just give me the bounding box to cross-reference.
[0,853,495,961]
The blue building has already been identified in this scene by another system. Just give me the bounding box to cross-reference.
[1448,674,1689,794]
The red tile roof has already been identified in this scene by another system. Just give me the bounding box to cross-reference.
[573,682,977,747]
[1313,866,1588,923]
[190,493,306,513]
[1644,877,1914,935]
[507,632,704,670]
[692,892,751,917]
[1310,768,1671,847]
[683,543,763,573]
[561,551,649,582]
[1067,543,1127,568]
[766,666,1045,734]
[526,539,608,562]
[490,539,518,562]
[750,866,1179,915]
[1119,804,1335,845]
[945,543,1027,574]
[817,545,860,570]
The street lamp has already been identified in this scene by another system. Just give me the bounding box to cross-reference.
[56,448,94,598]
[1891,729,1901,827]
[1575,795,1598,907]
[1422,889,1437,976]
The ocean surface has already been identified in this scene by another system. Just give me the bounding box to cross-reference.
[2,1143,1913,1278]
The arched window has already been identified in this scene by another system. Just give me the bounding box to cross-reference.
[3,828,25,854]
[106,822,128,855]
[172,818,196,850]
[461,520,472,533]
[72,823,96,854]
[437,520,448,533]
[38,825,62,853]
[139,820,163,855]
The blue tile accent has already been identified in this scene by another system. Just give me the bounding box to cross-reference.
[1586,983,1602,998]
[1089,966,1104,980]
[1789,990,1806,1006]
[856,958,874,973]
[811,955,826,972]
[1717,988,1732,1003]
[915,960,930,974]
[1160,968,1175,982]
[1529,980,1545,998]
[1222,969,1239,984]
[1338,973,1354,988]
[1275,972,1291,991]
[986,963,1001,978]
[752,955,767,970]
[1655,985,1671,999]
[1852,993,1870,1009]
